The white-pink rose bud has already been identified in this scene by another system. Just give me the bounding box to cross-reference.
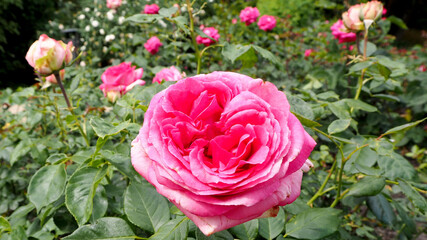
[360,0,383,22]
[342,4,365,32]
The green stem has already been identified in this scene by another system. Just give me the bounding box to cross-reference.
[186,0,201,74]
[307,160,337,206]
[55,71,90,147]
[197,44,224,74]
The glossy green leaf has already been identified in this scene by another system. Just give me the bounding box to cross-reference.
[344,99,377,112]
[63,217,136,240]
[222,43,251,63]
[46,153,68,164]
[382,117,427,136]
[398,179,427,214]
[252,45,281,66]
[90,185,108,223]
[28,164,67,211]
[285,208,341,239]
[377,63,391,80]
[387,16,408,29]
[158,7,178,17]
[0,216,11,234]
[367,194,395,225]
[259,207,285,240]
[124,181,170,232]
[10,140,31,166]
[291,111,321,127]
[65,166,108,226]
[328,101,350,119]
[346,176,385,198]
[229,219,258,240]
[349,61,373,73]
[148,217,189,240]
[90,117,130,139]
[328,119,351,135]
[101,150,141,182]
[393,202,417,236]
[378,153,415,180]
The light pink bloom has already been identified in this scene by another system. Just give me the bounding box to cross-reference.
[232,18,237,24]
[330,20,357,44]
[418,64,427,72]
[196,27,220,47]
[361,0,383,21]
[304,49,314,57]
[25,34,73,76]
[144,36,163,55]
[99,62,145,102]
[106,0,121,9]
[239,7,260,26]
[153,66,184,84]
[257,15,277,31]
[144,4,160,14]
[342,4,364,32]
[131,71,316,235]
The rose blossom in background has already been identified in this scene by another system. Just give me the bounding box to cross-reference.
[330,20,356,43]
[144,36,163,55]
[382,7,387,20]
[106,0,121,9]
[342,4,364,32]
[239,6,260,25]
[196,27,220,46]
[25,34,74,76]
[231,18,237,24]
[99,62,145,102]
[304,49,314,57]
[144,4,160,14]
[152,66,184,84]
[257,15,276,31]
[131,71,316,235]
[418,64,426,72]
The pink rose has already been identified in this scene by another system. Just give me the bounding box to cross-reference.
[330,20,357,44]
[304,49,314,57]
[153,66,184,84]
[232,18,237,24]
[342,4,364,32]
[144,36,163,55]
[45,69,65,84]
[131,71,316,235]
[144,4,160,14]
[239,7,260,26]
[25,34,74,76]
[196,27,220,47]
[99,62,145,102]
[106,0,121,9]
[418,64,426,72]
[257,15,277,31]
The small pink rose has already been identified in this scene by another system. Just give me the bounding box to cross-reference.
[232,18,237,24]
[330,20,357,44]
[239,6,260,26]
[25,34,74,76]
[304,49,314,57]
[342,4,364,32]
[99,62,145,102]
[131,71,316,235]
[418,64,426,72]
[144,4,160,14]
[257,15,277,31]
[153,66,185,84]
[106,0,121,9]
[196,27,220,47]
[144,36,163,55]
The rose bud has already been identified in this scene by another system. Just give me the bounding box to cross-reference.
[330,20,356,43]
[106,0,121,9]
[196,27,220,47]
[131,71,316,235]
[144,36,163,55]
[342,4,365,32]
[144,4,160,14]
[152,66,185,84]
[99,62,145,102]
[257,15,277,31]
[239,6,260,26]
[25,34,74,76]
[360,0,383,22]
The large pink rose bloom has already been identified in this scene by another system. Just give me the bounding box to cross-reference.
[99,62,145,102]
[106,0,121,9]
[257,15,277,31]
[153,66,184,84]
[144,36,163,55]
[131,72,316,235]
[144,4,160,14]
[196,27,220,47]
[25,34,73,76]
[239,7,260,26]
[330,20,356,43]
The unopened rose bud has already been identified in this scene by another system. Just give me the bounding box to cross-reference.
[342,4,364,32]
[360,1,383,22]
[25,34,74,76]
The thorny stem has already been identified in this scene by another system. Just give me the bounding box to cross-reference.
[186,0,201,74]
[198,44,224,74]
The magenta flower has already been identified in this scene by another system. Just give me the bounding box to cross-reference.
[257,15,277,31]
[152,66,184,84]
[196,27,220,47]
[144,4,160,14]
[330,20,357,44]
[239,7,260,26]
[144,36,163,55]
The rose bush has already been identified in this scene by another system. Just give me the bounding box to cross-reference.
[131,71,316,235]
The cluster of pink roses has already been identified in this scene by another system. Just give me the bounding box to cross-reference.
[239,6,277,31]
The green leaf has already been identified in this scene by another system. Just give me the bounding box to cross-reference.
[65,166,108,226]
[378,153,415,180]
[358,40,377,57]
[397,179,427,214]
[0,216,11,234]
[291,111,321,127]
[28,164,67,211]
[195,228,234,240]
[90,185,108,223]
[367,194,395,225]
[349,61,373,73]
[328,119,351,135]
[371,94,400,102]
[126,14,163,23]
[387,16,408,29]
[63,217,136,240]
[288,96,315,120]
[285,208,341,239]
[251,45,281,66]
[46,153,68,164]
[148,217,189,240]
[393,202,417,236]
[237,47,258,69]
[346,176,385,198]
[343,99,377,112]
[90,117,130,139]
[377,63,391,80]
[229,219,258,240]
[10,140,31,166]
[221,43,251,63]
[382,117,427,136]
[259,207,285,240]
[101,150,141,182]
[124,181,170,232]
[158,7,178,17]
[172,16,190,35]
[328,101,350,119]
